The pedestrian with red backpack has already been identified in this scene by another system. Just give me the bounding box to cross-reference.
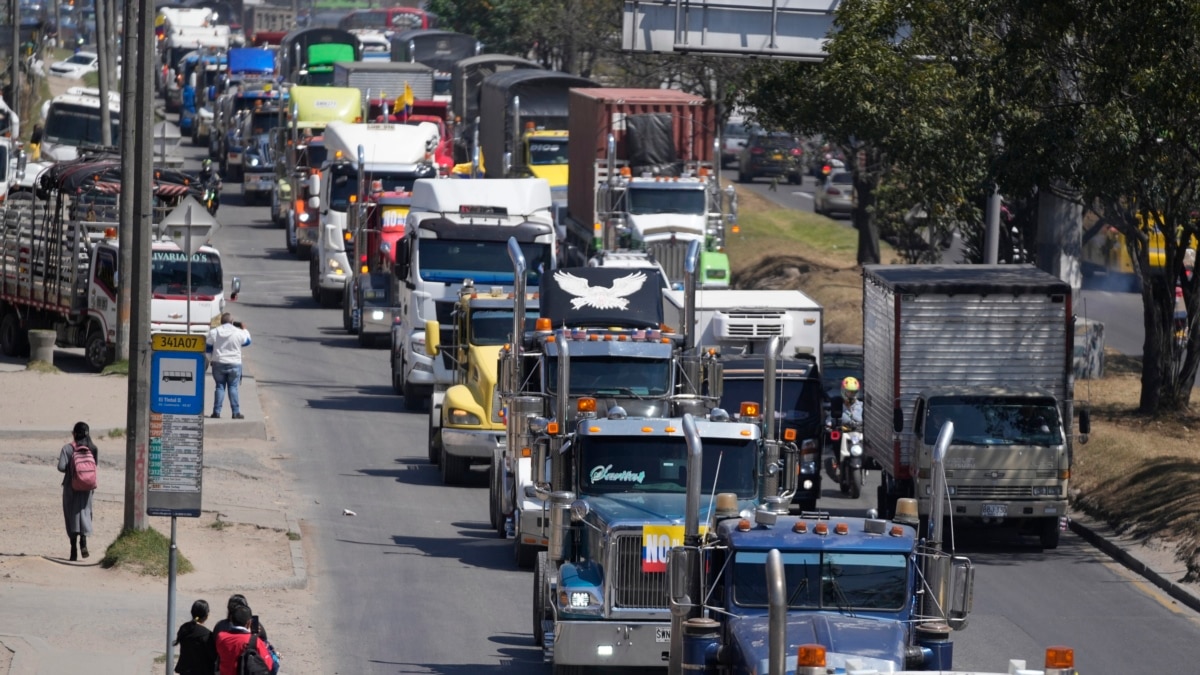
[56,421,98,562]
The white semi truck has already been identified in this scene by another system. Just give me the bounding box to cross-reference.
[308,121,437,307]
[390,178,556,411]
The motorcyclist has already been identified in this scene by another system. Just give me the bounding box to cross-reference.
[199,158,219,185]
[839,376,863,429]
[199,159,221,214]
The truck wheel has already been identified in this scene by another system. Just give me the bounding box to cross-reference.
[533,551,549,646]
[84,330,112,372]
[440,446,469,485]
[318,288,341,309]
[488,461,505,535]
[514,534,536,570]
[0,312,25,357]
[343,296,355,333]
[427,408,440,464]
[1039,517,1061,549]
[404,374,425,412]
[285,227,296,254]
[391,358,404,395]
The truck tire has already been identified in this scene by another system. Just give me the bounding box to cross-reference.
[0,312,26,357]
[391,358,404,395]
[285,227,297,254]
[343,295,355,333]
[514,534,537,570]
[1039,517,1061,549]
[85,330,112,372]
[427,408,440,464]
[440,446,469,485]
[533,551,549,647]
[488,460,505,535]
[318,288,341,309]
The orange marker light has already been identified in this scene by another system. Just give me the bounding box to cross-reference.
[814,523,829,535]
[783,428,797,441]
[577,398,596,413]
[835,522,849,535]
[740,402,760,417]
[535,317,552,331]
[792,521,808,533]
[1045,647,1074,670]
[796,644,826,668]
[547,422,559,435]
[520,447,532,458]
[737,519,752,532]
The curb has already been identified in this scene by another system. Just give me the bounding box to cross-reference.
[1068,513,1200,615]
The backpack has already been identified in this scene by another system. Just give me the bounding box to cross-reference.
[70,443,97,492]
[236,634,271,675]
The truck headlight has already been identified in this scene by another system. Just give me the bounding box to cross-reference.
[247,156,260,167]
[410,331,426,355]
[298,213,310,223]
[327,258,341,270]
[448,408,482,426]
[560,589,602,614]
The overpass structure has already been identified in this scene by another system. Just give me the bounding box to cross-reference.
[622,0,841,60]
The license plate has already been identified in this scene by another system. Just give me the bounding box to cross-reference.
[655,627,671,643]
[772,153,783,160]
[981,504,1007,517]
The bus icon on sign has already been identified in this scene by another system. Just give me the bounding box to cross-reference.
[162,371,194,383]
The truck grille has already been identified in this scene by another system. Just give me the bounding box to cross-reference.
[611,533,670,610]
[954,485,1038,498]
[717,311,787,339]
[646,241,689,284]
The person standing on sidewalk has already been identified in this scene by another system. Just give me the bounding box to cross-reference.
[174,599,212,675]
[206,313,252,419]
[56,421,97,561]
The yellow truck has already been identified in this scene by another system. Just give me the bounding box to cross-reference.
[424,281,538,485]
[273,85,361,232]
[1081,210,1196,291]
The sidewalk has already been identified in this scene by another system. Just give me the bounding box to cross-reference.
[0,354,317,674]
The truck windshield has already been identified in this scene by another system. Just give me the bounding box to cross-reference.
[151,251,224,296]
[44,104,121,146]
[579,436,758,497]
[329,168,421,211]
[529,139,568,166]
[247,111,280,135]
[923,396,1063,447]
[547,357,671,397]
[417,240,551,285]
[627,187,706,215]
[732,550,909,611]
[721,378,822,423]
[470,309,539,346]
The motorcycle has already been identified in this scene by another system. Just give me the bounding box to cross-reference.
[202,176,222,215]
[829,422,864,499]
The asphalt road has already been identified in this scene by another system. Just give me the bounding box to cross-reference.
[177,140,1200,672]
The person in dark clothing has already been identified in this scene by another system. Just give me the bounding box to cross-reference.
[208,594,269,671]
[174,599,211,675]
[56,421,98,561]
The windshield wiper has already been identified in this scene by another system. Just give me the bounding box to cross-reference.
[787,561,810,606]
[824,562,856,617]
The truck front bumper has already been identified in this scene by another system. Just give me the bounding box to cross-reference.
[243,171,274,194]
[552,620,671,668]
[441,427,504,460]
[920,497,1068,520]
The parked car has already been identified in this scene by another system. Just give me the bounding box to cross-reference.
[721,119,751,169]
[813,170,855,217]
[48,51,99,79]
[736,131,803,184]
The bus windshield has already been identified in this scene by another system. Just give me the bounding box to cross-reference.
[44,104,121,146]
[151,250,224,296]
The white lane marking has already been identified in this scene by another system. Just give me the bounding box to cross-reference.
[792,192,814,199]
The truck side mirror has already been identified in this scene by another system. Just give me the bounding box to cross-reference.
[947,555,975,630]
[307,173,321,195]
[424,320,440,356]
[230,277,241,301]
[893,408,904,433]
[1078,407,1091,435]
[308,196,320,211]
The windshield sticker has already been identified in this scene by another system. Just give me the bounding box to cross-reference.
[590,464,645,485]
[554,270,647,310]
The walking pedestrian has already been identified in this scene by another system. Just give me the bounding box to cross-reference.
[206,313,251,419]
[57,421,98,561]
[174,599,212,675]
[209,594,270,669]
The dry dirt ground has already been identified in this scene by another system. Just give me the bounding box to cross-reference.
[0,370,323,673]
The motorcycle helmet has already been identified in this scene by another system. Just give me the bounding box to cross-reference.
[841,377,860,401]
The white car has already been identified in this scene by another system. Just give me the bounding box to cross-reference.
[48,52,99,79]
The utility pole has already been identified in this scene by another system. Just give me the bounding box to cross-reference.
[123,0,155,533]
[10,0,18,131]
[96,0,112,147]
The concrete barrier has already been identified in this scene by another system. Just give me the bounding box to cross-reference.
[27,330,55,365]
